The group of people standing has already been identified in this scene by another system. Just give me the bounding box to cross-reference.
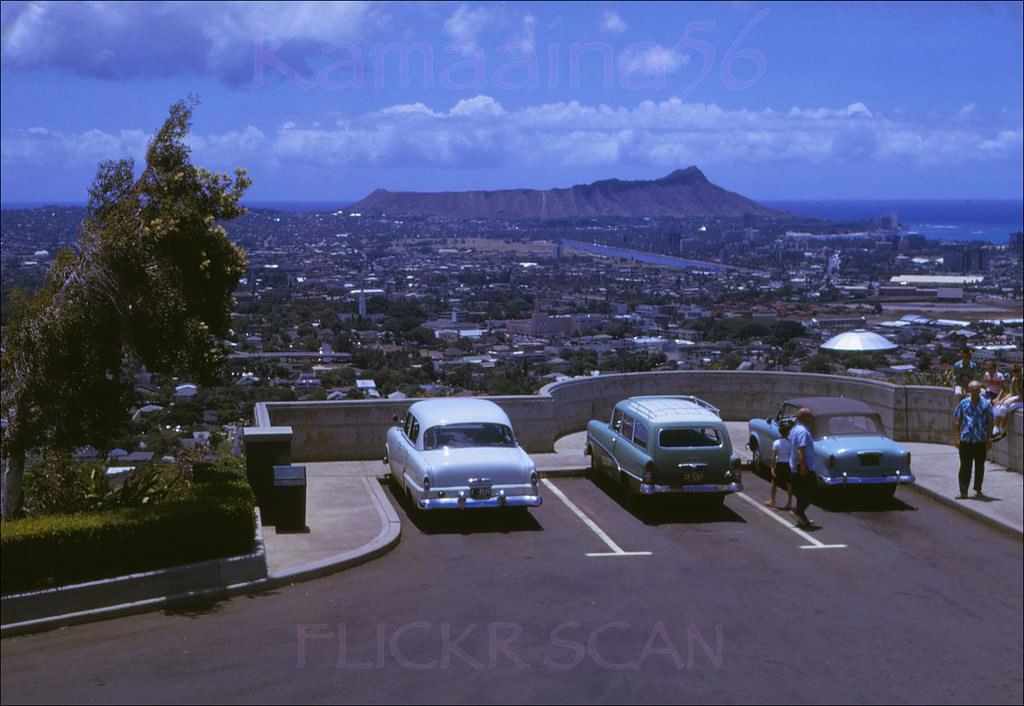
[765,408,817,528]
[950,346,1022,499]
[762,346,1021,519]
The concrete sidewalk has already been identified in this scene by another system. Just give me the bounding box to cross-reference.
[902,441,1023,538]
[261,460,401,581]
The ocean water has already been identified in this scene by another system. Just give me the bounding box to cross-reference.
[763,200,1023,243]
[5,199,1021,243]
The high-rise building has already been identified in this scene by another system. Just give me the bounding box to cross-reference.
[880,212,899,230]
[1012,231,1024,258]
[943,246,991,273]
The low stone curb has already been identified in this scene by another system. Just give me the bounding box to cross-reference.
[905,483,1024,541]
[1,509,268,638]
[1,479,404,638]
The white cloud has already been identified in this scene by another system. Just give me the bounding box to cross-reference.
[449,95,506,118]
[444,4,493,57]
[955,103,977,121]
[5,97,1021,174]
[1,1,385,82]
[601,10,628,35]
[618,45,689,77]
[505,13,536,56]
[1,126,150,165]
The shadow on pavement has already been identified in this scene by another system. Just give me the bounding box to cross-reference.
[588,473,747,526]
[162,594,227,618]
[813,489,919,514]
[385,482,544,535]
[749,465,919,514]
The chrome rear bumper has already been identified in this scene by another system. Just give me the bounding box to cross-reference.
[640,482,743,495]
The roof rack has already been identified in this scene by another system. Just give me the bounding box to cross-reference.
[628,396,721,418]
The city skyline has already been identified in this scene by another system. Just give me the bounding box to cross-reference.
[2,1,1023,203]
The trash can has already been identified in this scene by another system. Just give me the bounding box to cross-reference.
[273,465,307,532]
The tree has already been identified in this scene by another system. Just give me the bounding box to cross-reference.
[1,98,250,520]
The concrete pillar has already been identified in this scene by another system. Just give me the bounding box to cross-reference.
[243,426,293,524]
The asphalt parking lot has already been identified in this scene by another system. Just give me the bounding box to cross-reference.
[3,457,1022,705]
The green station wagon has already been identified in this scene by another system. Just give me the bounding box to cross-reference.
[585,396,743,505]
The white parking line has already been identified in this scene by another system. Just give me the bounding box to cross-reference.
[734,492,847,550]
[541,478,652,558]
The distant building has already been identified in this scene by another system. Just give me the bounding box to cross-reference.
[811,315,866,331]
[1012,231,1024,258]
[943,246,991,273]
[880,212,899,230]
[507,313,576,337]
[890,274,984,287]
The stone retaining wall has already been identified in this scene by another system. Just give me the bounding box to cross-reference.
[255,371,1021,473]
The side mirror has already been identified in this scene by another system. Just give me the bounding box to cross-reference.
[613,419,623,431]
[392,415,404,425]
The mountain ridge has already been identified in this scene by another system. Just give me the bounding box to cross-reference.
[351,167,785,219]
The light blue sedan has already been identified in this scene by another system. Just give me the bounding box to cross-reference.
[747,396,915,497]
[385,399,542,512]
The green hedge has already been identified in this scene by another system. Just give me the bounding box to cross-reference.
[1,459,256,595]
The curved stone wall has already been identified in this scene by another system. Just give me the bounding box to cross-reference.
[256,371,1021,473]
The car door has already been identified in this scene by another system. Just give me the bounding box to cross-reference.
[397,414,420,490]
[593,406,624,478]
[614,412,649,481]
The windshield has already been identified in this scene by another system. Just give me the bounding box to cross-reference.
[423,423,516,450]
[819,414,883,438]
[660,427,722,448]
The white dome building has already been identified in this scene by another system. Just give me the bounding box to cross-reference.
[820,329,898,353]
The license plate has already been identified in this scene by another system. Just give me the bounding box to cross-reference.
[683,471,704,482]
[470,487,492,500]
[859,454,881,466]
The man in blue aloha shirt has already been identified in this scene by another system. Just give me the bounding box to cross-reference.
[952,380,994,499]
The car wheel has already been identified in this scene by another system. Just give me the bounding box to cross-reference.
[587,447,599,479]
[406,486,424,517]
[750,440,763,472]
[620,473,638,512]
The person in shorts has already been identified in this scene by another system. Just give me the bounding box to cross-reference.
[982,360,1005,402]
[766,419,794,510]
[992,362,1022,442]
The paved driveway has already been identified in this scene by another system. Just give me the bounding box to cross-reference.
[2,450,1022,704]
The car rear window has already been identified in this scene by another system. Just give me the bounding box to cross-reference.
[821,414,882,437]
[660,427,722,447]
[423,423,516,450]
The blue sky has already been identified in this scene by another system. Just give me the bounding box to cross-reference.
[2,1,1022,203]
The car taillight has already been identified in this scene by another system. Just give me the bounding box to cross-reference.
[423,475,431,492]
[905,451,912,468]
[530,471,539,486]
